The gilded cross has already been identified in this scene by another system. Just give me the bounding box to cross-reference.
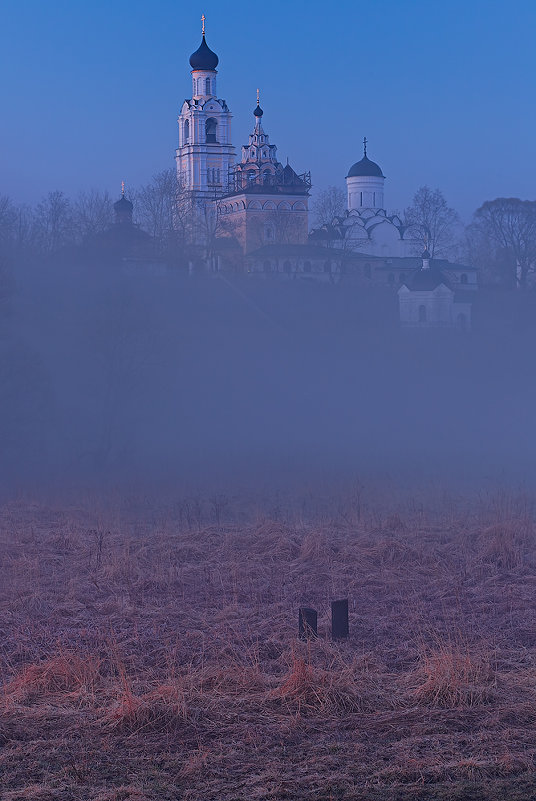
[256,88,260,105]
[121,180,125,196]
[201,14,206,35]
[363,137,367,156]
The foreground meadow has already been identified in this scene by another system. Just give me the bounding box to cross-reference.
[1,489,536,800]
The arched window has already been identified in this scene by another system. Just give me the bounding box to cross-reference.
[263,169,271,184]
[184,119,190,144]
[364,262,371,279]
[419,304,427,323]
[460,273,468,284]
[247,170,256,184]
[323,260,331,273]
[264,225,274,241]
[304,261,312,273]
[205,117,218,143]
[283,260,292,274]
[205,77,211,95]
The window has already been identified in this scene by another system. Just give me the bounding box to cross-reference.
[205,117,218,143]
[205,77,211,95]
[323,260,331,273]
[419,305,427,323]
[247,171,256,184]
[283,260,292,274]
[399,273,406,283]
[263,260,271,273]
[360,191,363,206]
[264,225,274,241]
[184,119,190,144]
[263,169,271,183]
[364,263,371,279]
[388,273,395,284]
[460,273,468,284]
[304,261,312,273]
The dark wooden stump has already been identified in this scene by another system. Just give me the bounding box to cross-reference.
[299,607,318,639]
[331,599,349,640]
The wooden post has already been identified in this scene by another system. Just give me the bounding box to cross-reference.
[331,599,349,640]
[299,607,317,639]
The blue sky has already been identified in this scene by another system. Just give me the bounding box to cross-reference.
[1,0,535,218]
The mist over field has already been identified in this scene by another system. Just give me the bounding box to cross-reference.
[4,3,536,798]
[2,252,535,498]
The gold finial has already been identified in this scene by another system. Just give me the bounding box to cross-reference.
[121,180,125,197]
[201,14,206,35]
[256,88,260,105]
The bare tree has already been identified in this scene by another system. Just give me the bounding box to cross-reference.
[311,186,346,226]
[135,168,190,254]
[72,189,113,243]
[34,190,73,255]
[404,186,460,258]
[472,198,536,288]
[463,220,515,287]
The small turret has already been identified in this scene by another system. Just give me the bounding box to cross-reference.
[114,182,133,225]
[346,137,385,211]
[421,247,431,270]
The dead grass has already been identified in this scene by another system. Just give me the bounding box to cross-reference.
[0,491,535,799]
[408,642,495,707]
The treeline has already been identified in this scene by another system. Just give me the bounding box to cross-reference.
[3,173,536,288]
[0,168,186,266]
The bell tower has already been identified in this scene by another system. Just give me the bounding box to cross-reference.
[175,18,235,213]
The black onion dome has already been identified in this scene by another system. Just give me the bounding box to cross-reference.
[189,35,219,71]
[114,195,133,213]
[346,155,384,178]
[253,104,263,117]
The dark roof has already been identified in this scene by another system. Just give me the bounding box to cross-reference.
[248,244,357,261]
[282,163,305,185]
[189,35,219,71]
[347,155,384,178]
[253,104,263,117]
[114,195,133,213]
[374,257,477,272]
[403,267,452,291]
[309,225,343,241]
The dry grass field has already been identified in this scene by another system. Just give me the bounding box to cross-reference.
[1,488,536,800]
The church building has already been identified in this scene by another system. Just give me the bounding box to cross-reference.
[175,19,235,217]
[217,96,311,254]
[310,139,419,258]
[175,21,310,261]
